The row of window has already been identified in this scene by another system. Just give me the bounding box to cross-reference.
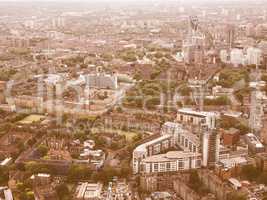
[177,134,197,152]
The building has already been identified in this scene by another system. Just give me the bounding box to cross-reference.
[244,133,265,154]
[75,182,103,200]
[83,73,118,90]
[176,128,200,153]
[140,173,180,192]
[0,187,14,200]
[133,134,174,174]
[0,157,12,166]
[255,153,267,172]
[133,120,220,173]
[202,129,220,167]
[256,24,267,38]
[225,25,235,49]
[246,47,262,66]
[31,173,51,186]
[182,19,205,66]
[140,151,201,174]
[258,41,267,69]
[161,122,200,153]
[221,128,240,146]
[176,108,217,129]
[215,156,248,180]
[150,192,172,200]
[230,48,244,66]
[220,49,229,63]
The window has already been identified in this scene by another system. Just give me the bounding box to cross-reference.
[190,117,193,123]
[193,145,196,152]
[196,159,201,167]
[154,163,158,172]
[178,161,184,170]
[189,142,192,151]
[160,163,165,171]
[166,162,171,171]
[185,139,188,147]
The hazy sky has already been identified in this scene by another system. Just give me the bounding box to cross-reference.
[0,0,255,1]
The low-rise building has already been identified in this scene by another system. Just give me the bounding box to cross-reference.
[75,182,103,200]
[244,133,265,154]
[140,151,201,174]
[255,153,267,172]
[0,187,14,200]
[221,128,240,146]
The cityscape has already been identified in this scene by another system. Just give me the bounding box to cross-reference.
[0,0,267,199]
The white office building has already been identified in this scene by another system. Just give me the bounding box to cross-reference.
[140,151,201,174]
[176,108,218,129]
[220,49,229,63]
[132,134,174,174]
[230,48,244,66]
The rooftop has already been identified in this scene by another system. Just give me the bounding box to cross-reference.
[245,133,264,148]
[134,134,172,152]
[178,108,217,118]
[142,151,201,163]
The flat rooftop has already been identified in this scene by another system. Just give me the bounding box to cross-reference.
[178,108,217,118]
[142,151,201,163]
[134,134,172,152]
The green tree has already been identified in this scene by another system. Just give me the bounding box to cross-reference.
[241,165,260,181]
[36,145,48,157]
[56,183,70,200]
[67,165,91,182]
[0,167,9,185]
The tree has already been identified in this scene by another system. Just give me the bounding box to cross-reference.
[56,184,70,200]
[258,172,267,185]
[25,161,50,174]
[26,191,35,200]
[132,133,142,142]
[67,165,92,182]
[0,167,9,185]
[188,170,209,195]
[241,165,260,181]
[36,145,48,157]
[228,193,247,200]
[16,162,26,171]
[27,138,37,147]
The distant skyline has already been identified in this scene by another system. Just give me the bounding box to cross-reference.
[0,0,263,1]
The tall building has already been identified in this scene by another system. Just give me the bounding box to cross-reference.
[182,16,205,65]
[225,25,235,49]
[133,119,220,174]
[249,90,266,134]
[258,41,267,70]
[246,47,262,66]
[260,113,267,144]
[202,129,220,167]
